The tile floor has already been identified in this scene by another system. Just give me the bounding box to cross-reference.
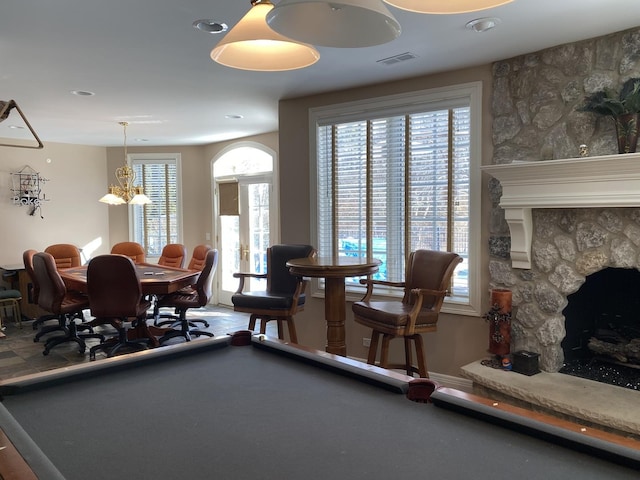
[0,305,271,380]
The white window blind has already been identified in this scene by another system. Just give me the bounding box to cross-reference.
[312,83,481,312]
[131,154,181,257]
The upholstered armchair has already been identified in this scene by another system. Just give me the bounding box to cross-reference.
[231,244,315,343]
[352,250,462,378]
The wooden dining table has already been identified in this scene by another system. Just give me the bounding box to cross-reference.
[59,262,199,347]
[286,256,381,356]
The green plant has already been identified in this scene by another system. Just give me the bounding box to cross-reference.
[579,77,640,116]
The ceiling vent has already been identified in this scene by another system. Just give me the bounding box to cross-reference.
[376,52,418,66]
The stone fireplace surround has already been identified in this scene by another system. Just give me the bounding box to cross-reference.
[482,152,640,372]
[469,153,640,438]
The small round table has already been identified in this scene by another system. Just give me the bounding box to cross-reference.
[287,256,381,356]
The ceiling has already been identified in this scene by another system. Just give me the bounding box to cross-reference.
[1,0,639,147]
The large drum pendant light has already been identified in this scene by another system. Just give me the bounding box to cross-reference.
[266,0,401,49]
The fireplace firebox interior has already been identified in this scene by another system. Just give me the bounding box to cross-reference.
[561,267,640,390]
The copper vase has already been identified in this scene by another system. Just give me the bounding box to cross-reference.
[488,289,512,356]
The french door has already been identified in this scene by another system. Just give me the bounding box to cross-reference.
[217,177,272,306]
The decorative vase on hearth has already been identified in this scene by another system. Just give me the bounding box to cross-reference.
[485,288,512,356]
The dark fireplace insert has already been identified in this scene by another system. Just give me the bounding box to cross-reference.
[560,267,640,391]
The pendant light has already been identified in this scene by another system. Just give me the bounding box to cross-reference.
[211,0,319,71]
[383,0,514,14]
[266,0,401,48]
[99,122,151,206]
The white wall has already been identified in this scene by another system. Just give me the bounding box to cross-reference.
[0,141,111,266]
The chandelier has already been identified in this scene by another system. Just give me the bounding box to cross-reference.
[99,122,151,205]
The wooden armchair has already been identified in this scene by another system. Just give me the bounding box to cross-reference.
[231,244,315,343]
[352,250,462,378]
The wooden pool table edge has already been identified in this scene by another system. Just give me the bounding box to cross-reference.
[432,387,640,469]
[0,427,38,480]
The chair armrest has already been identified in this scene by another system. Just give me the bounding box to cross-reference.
[410,288,447,298]
[358,278,406,301]
[404,288,448,325]
[233,272,268,294]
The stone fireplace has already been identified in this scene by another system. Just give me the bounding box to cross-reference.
[482,152,640,373]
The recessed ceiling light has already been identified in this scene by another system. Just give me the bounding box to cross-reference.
[225,114,244,119]
[466,17,501,33]
[8,125,24,129]
[193,19,229,34]
[70,90,96,96]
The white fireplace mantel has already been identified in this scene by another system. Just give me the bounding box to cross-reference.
[481,152,640,269]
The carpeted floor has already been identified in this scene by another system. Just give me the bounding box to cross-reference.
[0,305,265,380]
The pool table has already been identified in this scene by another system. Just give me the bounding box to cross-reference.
[0,332,638,479]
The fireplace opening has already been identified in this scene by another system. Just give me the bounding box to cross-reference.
[560,267,640,391]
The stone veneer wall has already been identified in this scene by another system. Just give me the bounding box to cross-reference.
[488,27,640,372]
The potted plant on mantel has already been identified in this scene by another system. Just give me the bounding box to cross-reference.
[579,77,640,154]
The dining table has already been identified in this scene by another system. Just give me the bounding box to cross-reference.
[286,256,381,356]
[59,262,199,347]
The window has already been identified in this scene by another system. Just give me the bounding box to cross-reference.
[310,83,482,315]
[130,154,182,258]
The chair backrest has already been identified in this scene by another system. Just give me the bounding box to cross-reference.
[32,252,67,313]
[111,242,146,263]
[158,243,187,269]
[23,249,39,303]
[87,254,143,318]
[403,250,462,311]
[187,244,214,271]
[44,244,82,269]
[193,249,219,307]
[267,244,316,295]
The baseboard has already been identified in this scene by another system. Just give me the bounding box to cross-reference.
[349,356,473,393]
[429,372,473,393]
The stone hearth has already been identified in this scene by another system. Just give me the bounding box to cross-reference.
[462,360,640,439]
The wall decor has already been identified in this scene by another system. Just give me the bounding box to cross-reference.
[10,165,48,218]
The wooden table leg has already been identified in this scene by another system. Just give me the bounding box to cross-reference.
[324,277,346,356]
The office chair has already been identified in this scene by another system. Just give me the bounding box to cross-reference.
[32,252,103,355]
[86,254,152,360]
[157,249,219,344]
[111,242,146,263]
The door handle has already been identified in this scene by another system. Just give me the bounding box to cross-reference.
[241,245,250,261]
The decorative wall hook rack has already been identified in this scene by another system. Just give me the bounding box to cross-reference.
[0,100,44,149]
[11,165,49,218]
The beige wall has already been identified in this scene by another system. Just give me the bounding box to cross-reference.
[0,141,110,265]
[278,65,495,376]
